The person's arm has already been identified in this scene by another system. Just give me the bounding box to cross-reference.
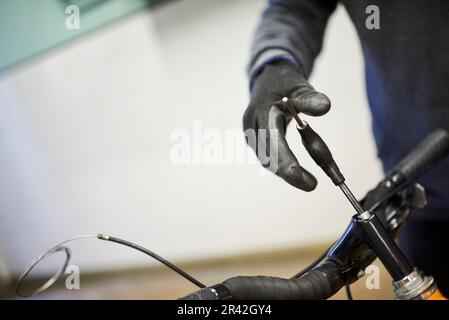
[244,0,337,191]
[249,0,337,87]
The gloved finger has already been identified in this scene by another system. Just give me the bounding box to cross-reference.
[265,106,317,191]
[276,90,331,117]
[243,106,259,155]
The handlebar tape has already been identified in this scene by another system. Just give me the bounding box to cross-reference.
[223,264,337,300]
[179,261,343,300]
[391,129,449,181]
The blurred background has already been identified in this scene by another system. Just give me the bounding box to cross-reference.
[0,0,390,299]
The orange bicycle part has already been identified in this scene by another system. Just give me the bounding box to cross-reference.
[427,289,447,300]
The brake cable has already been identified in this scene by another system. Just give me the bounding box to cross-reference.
[18,234,352,299]
[18,234,357,300]
[16,234,206,297]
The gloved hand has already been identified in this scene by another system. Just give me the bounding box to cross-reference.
[243,60,331,191]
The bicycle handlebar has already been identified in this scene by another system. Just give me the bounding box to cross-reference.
[179,129,449,300]
[389,129,449,181]
[179,260,343,300]
[180,284,232,300]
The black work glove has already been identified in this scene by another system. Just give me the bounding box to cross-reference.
[243,61,331,191]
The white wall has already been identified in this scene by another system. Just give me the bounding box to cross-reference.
[0,0,382,276]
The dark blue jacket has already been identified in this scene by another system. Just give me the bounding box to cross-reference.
[250,0,449,219]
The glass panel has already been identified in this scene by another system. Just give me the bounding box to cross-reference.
[0,0,156,72]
